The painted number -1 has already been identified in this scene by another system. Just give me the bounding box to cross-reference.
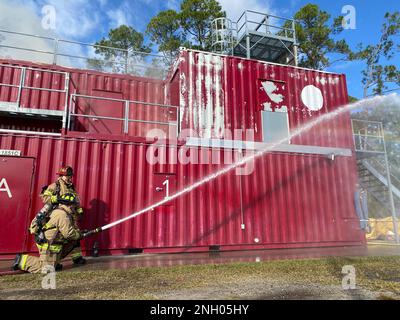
[163,179,169,199]
[0,178,12,198]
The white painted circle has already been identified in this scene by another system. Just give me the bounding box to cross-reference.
[254,238,260,243]
[301,85,324,111]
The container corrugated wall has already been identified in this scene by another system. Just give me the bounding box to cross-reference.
[0,132,363,256]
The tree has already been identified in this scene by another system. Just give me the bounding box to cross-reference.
[179,0,225,50]
[282,4,353,70]
[354,12,400,97]
[87,25,151,73]
[351,11,400,197]
[348,95,359,103]
[96,25,151,54]
[146,10,181,61]
[145,0,226,59]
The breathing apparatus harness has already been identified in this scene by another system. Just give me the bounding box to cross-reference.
[33,181,77,245]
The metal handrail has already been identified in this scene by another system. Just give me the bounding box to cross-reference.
[353,137,385,153]
[0,64,69,112]
[71,94,178,109]
[0,44,55,56]
[68,93,179,135]
[352,119,385,125]
[236,10,295,40]
[351,119,385,142]
[0,29,172,79]
[243,10,295,22]
[353,133,385,139]
[57,39,128,54]
[0,29,55,41]
[245,20,293,32]
[0,63,67,75]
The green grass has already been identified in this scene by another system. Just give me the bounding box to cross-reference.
[0,256,399,300]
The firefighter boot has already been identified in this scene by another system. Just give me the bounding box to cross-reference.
[11,254,22,271]
[72,256,87,265]
[55,263,63,271]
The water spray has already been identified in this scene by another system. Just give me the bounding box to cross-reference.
[82,94,400,239]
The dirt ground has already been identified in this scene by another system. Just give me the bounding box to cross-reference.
[0,249,399,300]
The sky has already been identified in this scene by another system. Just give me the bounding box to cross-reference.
[0,0,399,98]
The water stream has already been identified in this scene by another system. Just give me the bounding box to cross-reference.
[100,94,400,232]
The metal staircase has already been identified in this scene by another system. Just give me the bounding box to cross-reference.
[357,158,400,215]
[352,119,399,243]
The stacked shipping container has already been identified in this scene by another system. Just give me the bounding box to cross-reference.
[0,49,364,258]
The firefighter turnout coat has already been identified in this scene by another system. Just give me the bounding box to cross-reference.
[20,206,82,273]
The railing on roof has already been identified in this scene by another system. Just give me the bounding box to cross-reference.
[236,10,296,41]
[0,29,175,80]
[351,119,386,154]
[0,64,179,137]
[0,63,71,119]
[211,10,297,64]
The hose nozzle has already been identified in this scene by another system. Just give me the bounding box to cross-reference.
[82,227,102,238]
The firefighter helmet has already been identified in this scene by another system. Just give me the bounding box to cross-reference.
[57,166,73,176]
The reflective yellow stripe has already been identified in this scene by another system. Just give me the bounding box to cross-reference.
[43,191,53,196]
[71,252,82,259]
[44,223,56,230]
[20,254,28,270]
[36,243,62,253]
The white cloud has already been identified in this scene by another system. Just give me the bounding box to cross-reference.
[97,0,109,7]
[165,0,180,11]
[290,0,301,9]
[219,0,275,22]
[107,8,130,28]
[106,1,144,30]
[0,0,94,68]
[0,1,56,64]
[0,0,102,40]
[40,0,101,39]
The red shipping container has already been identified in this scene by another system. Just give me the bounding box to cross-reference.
[0,49,365,258]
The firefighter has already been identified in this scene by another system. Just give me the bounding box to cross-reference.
[40,166,87,265]
[12,194,84,274]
